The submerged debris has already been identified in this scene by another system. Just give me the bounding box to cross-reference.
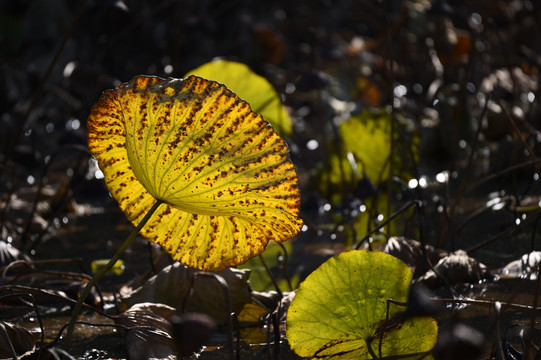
[417,250,493,287]
[0,241,31,268]
[121,263,251,325]
[433,322,486,360]
[384,237,447,278]
[115,302,177,360]
[497,251,541,280]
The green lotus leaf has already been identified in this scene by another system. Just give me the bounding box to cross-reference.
[87,75,302,271]
[186,59,293,136]
[340,110,393,184]
[318,109,418,204]
[286,250,437,359]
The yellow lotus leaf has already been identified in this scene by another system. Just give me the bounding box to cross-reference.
[87,75,302,271]
[186,60,293,136]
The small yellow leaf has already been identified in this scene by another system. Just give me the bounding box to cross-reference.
[87,75,302,271]
[91,259,125,276]
[237,300,269,323]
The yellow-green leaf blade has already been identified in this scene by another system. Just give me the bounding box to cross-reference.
[87,75,302,271]
[286,250,438,359]
[317,109,419,204]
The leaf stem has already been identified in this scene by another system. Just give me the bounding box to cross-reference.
[65,199,164,341]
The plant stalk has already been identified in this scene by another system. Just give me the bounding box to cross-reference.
[65,199,164,341]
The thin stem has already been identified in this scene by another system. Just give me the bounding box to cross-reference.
[1,0,86,168]
[21,144,90,250]
[365,337,380,360]
[194,272,234,360]
[259,254,283,297]
[65,199,164,341]
[0,323,17,360]
[384,0,395,234]
[354,200,421,250]
[276,242,293,291]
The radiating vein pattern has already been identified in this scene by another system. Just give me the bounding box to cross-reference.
[87,75,302,271]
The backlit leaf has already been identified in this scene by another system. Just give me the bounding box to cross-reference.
[340,110,393,183]
[236,299,269,323]
[317,109,418,204]
[87,75,302,271]
[91,258,125,275]
[286,250,437,359]
[186,59,293,136]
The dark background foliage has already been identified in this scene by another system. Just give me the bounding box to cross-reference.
[1,0,541,358]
